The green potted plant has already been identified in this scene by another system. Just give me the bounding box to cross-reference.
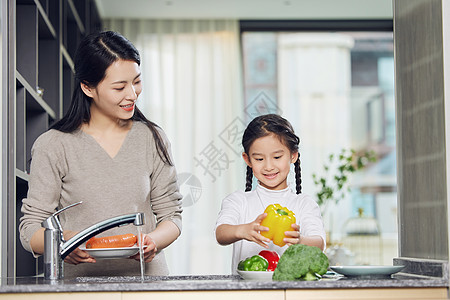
[312,148,377,213]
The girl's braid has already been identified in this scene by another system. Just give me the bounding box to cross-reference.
[245,166,253,192]
[294,158,302,194]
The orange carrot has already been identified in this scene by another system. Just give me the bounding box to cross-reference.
[86,233,137,249]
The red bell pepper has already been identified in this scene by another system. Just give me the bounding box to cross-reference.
[258,250,280,271]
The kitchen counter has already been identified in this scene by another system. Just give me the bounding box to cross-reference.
[0,273,448,293]
[0,258,448,299]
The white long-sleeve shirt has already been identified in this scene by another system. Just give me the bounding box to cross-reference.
[215,184,326,273]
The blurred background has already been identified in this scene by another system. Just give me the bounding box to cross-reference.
[1,0,397,276]
[95,0,397,275]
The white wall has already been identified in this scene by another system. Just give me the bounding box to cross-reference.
[95,0,393,20]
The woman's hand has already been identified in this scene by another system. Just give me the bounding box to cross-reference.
[130,234,157,263]
[63,230,96,265]
[64,248,97,265]
[236,213,271,248]
[283,223,301,246]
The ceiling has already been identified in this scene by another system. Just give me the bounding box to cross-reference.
[94,0,393,20]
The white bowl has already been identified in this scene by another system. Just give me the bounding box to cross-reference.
[237,270,274,280]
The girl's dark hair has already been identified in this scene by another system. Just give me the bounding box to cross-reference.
[50,31,172,165]
[242,114,302,194]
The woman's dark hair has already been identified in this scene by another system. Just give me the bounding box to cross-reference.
[242,114,302,194]
[50,31,172,165]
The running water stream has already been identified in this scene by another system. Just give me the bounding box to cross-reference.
[137,226,145,280]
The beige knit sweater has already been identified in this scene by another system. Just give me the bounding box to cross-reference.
[19,121,182,278]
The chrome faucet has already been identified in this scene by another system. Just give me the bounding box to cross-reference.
[41,201,145,280]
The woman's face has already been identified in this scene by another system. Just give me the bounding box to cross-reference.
[84,59,142,122]
[243,134,298,191]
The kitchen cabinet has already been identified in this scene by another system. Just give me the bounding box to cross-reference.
[0,288,447,300]
[285,288,447,299]
[5,0,101,278]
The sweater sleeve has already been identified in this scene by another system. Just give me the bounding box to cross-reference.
[19,131,66,256]
[148,127,183,232]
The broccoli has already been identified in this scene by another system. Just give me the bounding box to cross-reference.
[272,244,329,281]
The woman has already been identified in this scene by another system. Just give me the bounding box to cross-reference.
[19,31,182,277]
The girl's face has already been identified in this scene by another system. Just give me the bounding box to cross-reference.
[82,59,142,123]
[243,134,298,191]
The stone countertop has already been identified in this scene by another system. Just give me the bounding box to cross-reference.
[0,273,448,293]
[1,258,448,294]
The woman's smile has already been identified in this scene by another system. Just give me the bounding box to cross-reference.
[86,60,142,122]
[120,102,135,112]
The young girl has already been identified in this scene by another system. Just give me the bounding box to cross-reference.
[215,114,325,273]
[19,31,182,277]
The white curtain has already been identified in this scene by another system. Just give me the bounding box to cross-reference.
[103,19,245,275]
[277,33,355,239]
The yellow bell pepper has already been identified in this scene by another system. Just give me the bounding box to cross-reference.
[260,204,296,247]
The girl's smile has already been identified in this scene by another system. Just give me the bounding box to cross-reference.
[264,172,279,180]
[243,134,298,191]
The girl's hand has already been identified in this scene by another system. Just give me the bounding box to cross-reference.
[236,213,271,248]
[284,223,301,246]
[130,234,157,263]
[63,230,96,265]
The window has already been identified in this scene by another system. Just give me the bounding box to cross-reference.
[241,24,397,265]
